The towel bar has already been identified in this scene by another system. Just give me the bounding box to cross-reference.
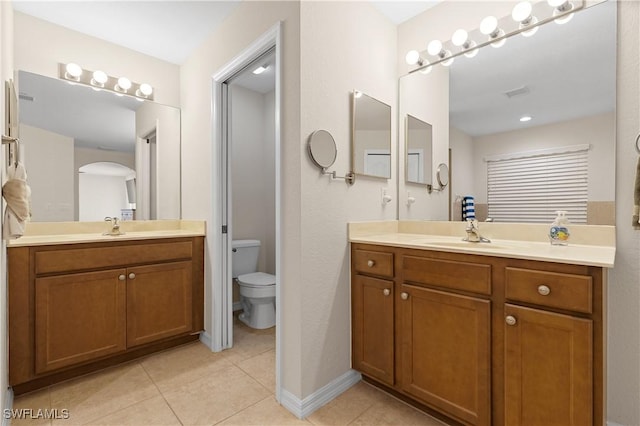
[2,134,20,167]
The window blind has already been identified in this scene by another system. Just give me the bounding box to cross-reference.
[486,148,588,224]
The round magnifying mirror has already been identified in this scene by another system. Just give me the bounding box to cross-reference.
[308,130,337,169]
[436,163,449,188]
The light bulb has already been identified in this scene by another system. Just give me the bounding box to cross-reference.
[464,43,479,58]
[512,1,532,22]
[427,40,443,56]
[521,16,539,36]
[419,63,433,74]
[138,83,153,96]
[91,70,108,86]
[480,16,498,35]
[65,63,82,79]
[115,77,132,92]
[451,29,468,47]
[553,4,574,24]
[405,50,421,65]
[491,34,507,48]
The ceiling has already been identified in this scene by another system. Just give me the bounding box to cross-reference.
[11,1,435,65]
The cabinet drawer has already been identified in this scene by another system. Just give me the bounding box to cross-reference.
[505,267,592,314]
[35,241,193,275]
[354,249,394,278]
[402,255,491,295]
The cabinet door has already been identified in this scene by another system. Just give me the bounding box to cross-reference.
[399,284,491,426]
[127,261,193,347]
[504,304,593,426]
[35,269,127,374]
[352,275,394,385]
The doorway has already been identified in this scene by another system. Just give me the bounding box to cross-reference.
[210,23,282,401]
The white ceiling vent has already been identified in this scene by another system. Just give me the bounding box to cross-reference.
[503,86,530,99]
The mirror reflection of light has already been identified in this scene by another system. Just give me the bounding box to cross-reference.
[520,115,533,122]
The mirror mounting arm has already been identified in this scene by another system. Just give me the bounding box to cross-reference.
[322,169,356,185]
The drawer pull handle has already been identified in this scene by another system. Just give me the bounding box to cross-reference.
[118,274,126,281]
[367,260,375,268]
[383,288,390,296]
[401,292,409,300]
[505,315,517,326]
[128,273,136,280]
[537,285,551,296]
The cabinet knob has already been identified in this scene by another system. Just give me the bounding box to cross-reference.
[367,260,375,268]
[505,315,517,326]
[383,288,390,296]
[401,292,409,300]
[128,273,136,280]
[118,274,126,281]
[537,285,551,296]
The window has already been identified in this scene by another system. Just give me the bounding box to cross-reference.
[486,146,588,224]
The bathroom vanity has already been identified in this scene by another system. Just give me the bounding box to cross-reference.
[349,221,615,426]
[7,221,205,394]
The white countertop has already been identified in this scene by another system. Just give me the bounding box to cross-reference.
[7,220,206,247]
[349,221,616,268]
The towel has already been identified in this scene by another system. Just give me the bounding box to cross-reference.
[634,157,640,230]
[462,196,476,222]
[2,162,31,239]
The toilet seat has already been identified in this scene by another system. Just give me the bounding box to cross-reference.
[237,272,275,288]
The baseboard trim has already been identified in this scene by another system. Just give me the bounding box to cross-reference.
[3,388,14,426]
[199,331,212,350]
[233,301,242,312]
[280,369,361,419]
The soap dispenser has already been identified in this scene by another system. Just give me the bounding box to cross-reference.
[549,211,570,246]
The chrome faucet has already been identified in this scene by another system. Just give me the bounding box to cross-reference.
[463,219,490,243]
[103,216,123,236]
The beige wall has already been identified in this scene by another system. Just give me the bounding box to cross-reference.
[299,0,397,397]
[135,101,181,220]
[20,124,75,221]
[609,2,640,424]
[469,112,615,204]
[180,0,303,396]
[231,85,276,275]
[399,67,450,220]
[13,12,179,106]
[0,0,13,415]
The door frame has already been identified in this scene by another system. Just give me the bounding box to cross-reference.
[209,22,282,402]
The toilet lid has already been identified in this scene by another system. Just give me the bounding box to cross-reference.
[238,272,275,287]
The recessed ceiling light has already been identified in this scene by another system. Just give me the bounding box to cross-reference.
[252,65,268,75]
[520,115,532,122]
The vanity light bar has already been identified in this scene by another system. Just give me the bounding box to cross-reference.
[406,0,585,74]
[58,63,154,101]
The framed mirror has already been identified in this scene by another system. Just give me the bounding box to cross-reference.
[399,0,616,225]
[352,90,392,179]
[405,114,433,185]
[17,70,181,222]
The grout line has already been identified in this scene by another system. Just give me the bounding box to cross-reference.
[139,360,184,426]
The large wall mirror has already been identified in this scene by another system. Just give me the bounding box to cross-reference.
[398,0,616,225]
[352,90,392,179]
[17,70,181,222]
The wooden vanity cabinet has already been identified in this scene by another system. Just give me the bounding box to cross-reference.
[351,243,605,426]
[9,237,204,394]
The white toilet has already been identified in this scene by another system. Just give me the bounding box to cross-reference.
[232,239,276,329]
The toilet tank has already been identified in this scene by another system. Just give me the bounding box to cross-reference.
[232,240,261,278]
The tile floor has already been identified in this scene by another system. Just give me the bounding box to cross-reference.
[12,320,446,426]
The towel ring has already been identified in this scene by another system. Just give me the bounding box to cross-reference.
[636,133,640,155]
